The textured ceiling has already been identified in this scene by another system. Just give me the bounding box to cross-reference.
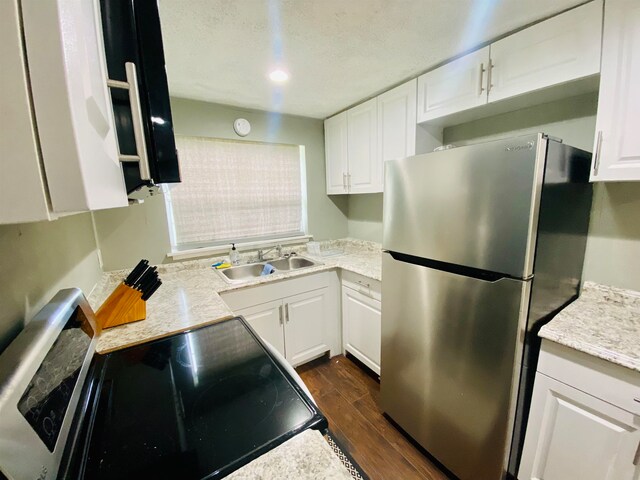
[159,0,587,119]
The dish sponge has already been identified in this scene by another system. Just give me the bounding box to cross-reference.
[261,264,275,276]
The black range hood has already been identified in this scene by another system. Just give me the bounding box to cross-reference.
[100,0,181,199]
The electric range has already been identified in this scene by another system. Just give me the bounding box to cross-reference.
[0,289,327,480]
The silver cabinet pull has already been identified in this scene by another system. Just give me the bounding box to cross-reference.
[284,303,290,323]
[107,62,151,181]
[278,305,284,325]
[343,173,347,191]
[478,62,486,96]
[347,173,352,190]
[487,59,494,94]
[593,130,603,176]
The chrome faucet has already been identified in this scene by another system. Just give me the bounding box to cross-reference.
[257,244,282,261]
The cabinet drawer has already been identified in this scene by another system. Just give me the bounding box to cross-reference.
[341,270,381,301]
[538,341,640,416]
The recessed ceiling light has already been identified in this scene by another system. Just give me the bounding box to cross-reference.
[269,69,289,83]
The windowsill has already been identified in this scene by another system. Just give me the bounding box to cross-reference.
[166,235,313,262]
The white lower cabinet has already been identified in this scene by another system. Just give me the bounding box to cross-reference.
[235,300,285,357]
[221,272,340,367]
[519,342,640,480]
[284,289,331,366]
[341,271,382,375]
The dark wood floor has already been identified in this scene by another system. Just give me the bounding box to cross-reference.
[296,354,450,480]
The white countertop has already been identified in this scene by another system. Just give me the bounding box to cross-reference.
[225,429,352,480]
[90,238,381,354]
[540,281,640,372]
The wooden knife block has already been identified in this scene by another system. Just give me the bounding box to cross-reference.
[96,282,147,329]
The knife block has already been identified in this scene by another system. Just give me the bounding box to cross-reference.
[96,282,147,329]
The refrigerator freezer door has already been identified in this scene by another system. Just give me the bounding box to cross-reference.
[383,133,546,278]
[380,252,530,480]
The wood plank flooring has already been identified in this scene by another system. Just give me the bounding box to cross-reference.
[296,354,451,480]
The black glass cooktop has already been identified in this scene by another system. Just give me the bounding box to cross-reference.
[71,317,326,479]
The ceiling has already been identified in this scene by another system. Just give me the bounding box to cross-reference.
[159,0,587,119]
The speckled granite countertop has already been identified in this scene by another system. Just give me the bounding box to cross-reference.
[226,429,352,480]
[90,238,381,354]
[540,281,640,372]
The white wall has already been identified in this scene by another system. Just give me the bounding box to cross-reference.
[0,213,102,352]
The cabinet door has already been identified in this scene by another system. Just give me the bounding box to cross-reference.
[519,373,640,480]
[378,79,417,170]
[489,1,602,103]
[284,288,330,366]
[22,0,128,212]
[417,47,489,123]
[0,0,51,224]
[235,300,285,357]
[591,0,640,182]
[347,98,381,193]
[342,286,381,375]
[324,111,349,194]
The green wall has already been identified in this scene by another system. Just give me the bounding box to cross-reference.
[0,213,102,352]
[94,98,348,270]
[345,92,640,291]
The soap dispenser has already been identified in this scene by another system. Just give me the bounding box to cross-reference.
[230,243,240,265]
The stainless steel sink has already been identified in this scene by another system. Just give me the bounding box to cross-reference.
[217,256,321,283]
[269,257,316,271]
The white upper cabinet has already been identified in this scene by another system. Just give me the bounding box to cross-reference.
[0,0,51,224]
[489,0,602,103]
[0,0,129,225]
[325,82,415,195]
[21,0,128,213]
[590,0,640,182]
[416,1,602,126]
[378,79,417,164]
[348,98,381,194]
[417,47,490,123]
[324,111,349,194]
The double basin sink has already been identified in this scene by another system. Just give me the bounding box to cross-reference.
[217,256,321,284]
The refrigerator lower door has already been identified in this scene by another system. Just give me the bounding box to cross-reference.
[381,252,530,480]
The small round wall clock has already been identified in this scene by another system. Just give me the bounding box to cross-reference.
[233,118,251,137]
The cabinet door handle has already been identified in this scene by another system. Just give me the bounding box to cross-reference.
[347,173,351,190]
[284,303,290,323]
[478,62,486,96]
[593,130,603,176]
[107,62,152,181]
[633,440,640,466]
[279,305,284,325]
[487,59,494,94]
[343,173,347,191]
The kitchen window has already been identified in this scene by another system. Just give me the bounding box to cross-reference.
[165,136,307,251]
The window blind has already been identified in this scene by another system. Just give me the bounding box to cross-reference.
[166,136,304,248]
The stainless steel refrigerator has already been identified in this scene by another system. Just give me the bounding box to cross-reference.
[381,133,593,480]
